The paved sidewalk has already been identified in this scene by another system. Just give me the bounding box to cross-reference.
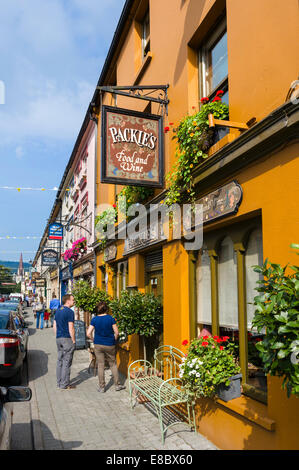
[26,309,217,450]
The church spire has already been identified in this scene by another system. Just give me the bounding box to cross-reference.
[18,253,24,276]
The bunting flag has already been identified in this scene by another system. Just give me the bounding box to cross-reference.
[0,236,42,240]
[0,186,70,192]
[0,250,37,253]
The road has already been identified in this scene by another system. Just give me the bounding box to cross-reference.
[8,308,217,450]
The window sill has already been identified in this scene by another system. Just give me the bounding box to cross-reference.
[208,132,239,157]
[216,395,275,432]
[133,52,153,85]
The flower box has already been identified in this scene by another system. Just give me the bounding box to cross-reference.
[217,373,242,402]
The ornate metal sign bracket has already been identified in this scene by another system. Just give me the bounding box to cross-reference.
[96,85,169,116]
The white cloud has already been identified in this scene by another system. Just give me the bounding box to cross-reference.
[0,0,125,146]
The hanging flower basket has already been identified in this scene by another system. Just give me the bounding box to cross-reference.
[62,237,87,262]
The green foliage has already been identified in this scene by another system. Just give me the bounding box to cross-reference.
[109,290,162,338]
[94,186,154,250]
[251,246,299,397]
[117,186,154,216]
[72,280,111,314]
[180,336,241,399]
[165,99,229,207]
[95,206,117,233]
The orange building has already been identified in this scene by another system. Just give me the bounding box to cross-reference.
[91,0,299,449]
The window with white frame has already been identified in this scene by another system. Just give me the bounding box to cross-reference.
[196,244,212,331]
[199,18,228,104]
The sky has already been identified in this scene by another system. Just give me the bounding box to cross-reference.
[0,0,126,262]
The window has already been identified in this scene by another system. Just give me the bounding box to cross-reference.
[196,245,212,334]
[195,219,267,403]
[117,262,128,298]
[199,18,228,104]
[141,9,150,59]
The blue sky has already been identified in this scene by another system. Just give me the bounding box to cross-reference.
[0,0,125,262]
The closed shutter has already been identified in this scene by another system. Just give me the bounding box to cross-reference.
[145,249,163,269]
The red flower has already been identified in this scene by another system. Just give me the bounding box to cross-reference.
[216,90,224,96]
[212,96,221,102]
[222,336,229,342]
[202,336,210,340]
[200,97,209,103]
[112,204,116,208]
[182,340,188,346]
[202,341,209,347]
[213,336,219,340]
[164,126,170,133]
[216,338,223,343]
[219,346,224,351]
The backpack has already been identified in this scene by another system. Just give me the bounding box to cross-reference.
[36,302,44,312]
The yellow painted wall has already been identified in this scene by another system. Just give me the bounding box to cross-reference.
[94,0,299,449]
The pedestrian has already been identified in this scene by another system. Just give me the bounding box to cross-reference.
[49,292,60,328]
[53,294,76,390]
[44,309,51,328]
[35,295,45,329]
[87,300,125,393]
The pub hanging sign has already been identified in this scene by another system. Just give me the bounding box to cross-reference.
[101,105,164,188]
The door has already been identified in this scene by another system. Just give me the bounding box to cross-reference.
[144,249,164,360]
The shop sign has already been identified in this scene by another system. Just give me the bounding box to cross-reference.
[35,278,45,287]
[123,220,166,255]
[61,265,72,281]
[101,105,164,188]
[73,266,83,278]
[104,244,117,262]
[50,269,58,280]
[74,320,87,350]
[42,249,58,266]
[49,223,63,240]
[197,181,243,225]
[82,261,93,275]
[31,272,40,281]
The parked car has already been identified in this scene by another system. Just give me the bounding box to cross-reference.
[0,386,32,450]
[0,310,28,385]
[9,294,24,302]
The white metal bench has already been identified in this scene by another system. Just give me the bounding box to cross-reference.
[128,345,196,444]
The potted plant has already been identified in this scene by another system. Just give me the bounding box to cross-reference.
[251,244,299,398]
[179,336,241,402]
[72,280,111,326]
[109,290,163,362]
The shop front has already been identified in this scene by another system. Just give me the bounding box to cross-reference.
[49,268,59,300]
[92,0,299,450]
[60,264,73,301]
[72,255,94,285]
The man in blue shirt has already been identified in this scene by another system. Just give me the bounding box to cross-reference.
[53,294,76,390]
[49,293,60,328]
